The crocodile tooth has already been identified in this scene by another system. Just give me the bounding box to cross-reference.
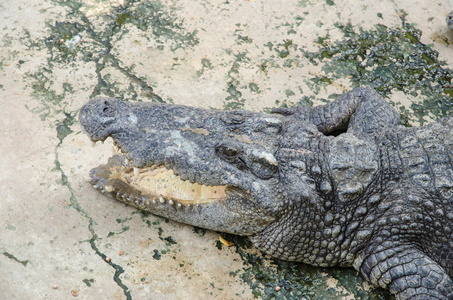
[168,200,174,206]
[177,203,182,209]
[84,176,92,182]
[116,192,121,199]
[159,197,165,204]
[152,198,157,204]
[91,140,97,148]
[134,167,140,178]
[104,185,114,193]
[125,158,129,164]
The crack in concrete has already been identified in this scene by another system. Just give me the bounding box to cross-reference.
[39,1,181,296]
[52,0,164,102]
[54,134,132,299]
[106,55,163,103]
[87,218,132,299]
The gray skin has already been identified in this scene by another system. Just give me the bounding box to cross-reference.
[79,87,453,299]
[448,11,453,30]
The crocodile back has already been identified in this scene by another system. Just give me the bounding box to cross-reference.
[378,117,453,276]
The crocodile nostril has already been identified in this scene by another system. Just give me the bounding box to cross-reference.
[100,100,116,117]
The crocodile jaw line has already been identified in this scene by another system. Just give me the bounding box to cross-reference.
[108,164,227,205]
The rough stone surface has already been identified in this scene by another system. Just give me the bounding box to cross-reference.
[1,0,453,299]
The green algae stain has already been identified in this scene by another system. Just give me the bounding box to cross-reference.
[163,236,177,246]
[276,39,293,58]
[82,278,95,287]
[237,35,253,44]
[215,240,224,250]
[116,217,132,224]
[221,234,389,299]
[115,11,132,26]
[3,252,30,267]
[225,84,244,109]
[45,21,88,63]
[152,249,161,260]
[56,112,75,143]
[193,226,206,237]
[197,58,213,76]
[302,22,453,125]
[223,51,251,110]
[110,2,199,51]
[249,82,261,94]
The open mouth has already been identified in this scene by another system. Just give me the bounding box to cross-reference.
[88,141,228,208]
[124,166,226,204]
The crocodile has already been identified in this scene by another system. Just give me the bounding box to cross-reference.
[79,87,453,299]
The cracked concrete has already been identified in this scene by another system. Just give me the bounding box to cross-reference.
[1,0,453,299]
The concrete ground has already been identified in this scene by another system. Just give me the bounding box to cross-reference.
[1,0,452,299]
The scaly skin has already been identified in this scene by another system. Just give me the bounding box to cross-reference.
[79,87,453,299]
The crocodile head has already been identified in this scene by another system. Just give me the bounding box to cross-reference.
[79,98,323,237]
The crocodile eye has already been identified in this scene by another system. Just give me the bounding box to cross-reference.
[216,144,241,161]
[223,147,238,157]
